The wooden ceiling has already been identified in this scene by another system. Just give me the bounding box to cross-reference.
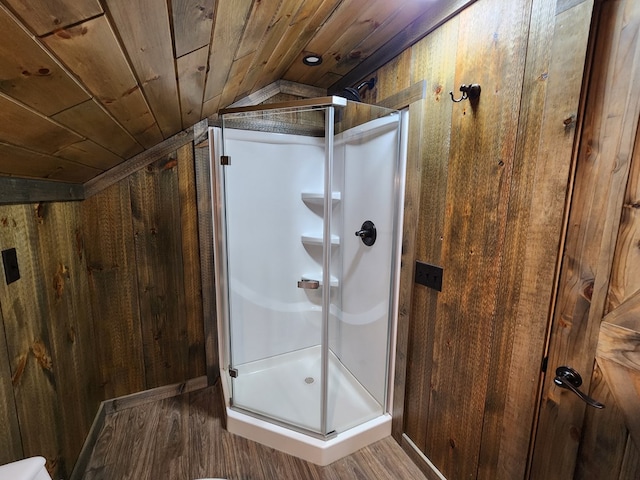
[0,0,445,185]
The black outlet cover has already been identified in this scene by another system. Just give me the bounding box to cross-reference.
[2,248,20,285]
[415,260,443,292]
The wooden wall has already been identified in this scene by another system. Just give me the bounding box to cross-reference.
[367,0,595,478]
[0,143,205,478]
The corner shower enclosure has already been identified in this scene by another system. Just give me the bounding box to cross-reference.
[210,96,407,465]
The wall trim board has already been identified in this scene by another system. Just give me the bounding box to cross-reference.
[376,81,427,110]
[401,434,448,480]
[221,81,282,109]
[220,80,326,110]
[69,376,207,480]
[278,80,327,99]
[203,81,324,145]
[82,128,194,198]
[0,176,85,204]
[194,137,219,384]
[102,376,207,415]
[68,401,105,480]
[328,0,478,94]
[392,100,426,441]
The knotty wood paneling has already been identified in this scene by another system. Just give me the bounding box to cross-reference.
[0,141,102,183]
[255,0,342,91]
[286,0,380,85]
[0,204,66,478]
[33,202,101,474]
[2,0,103,36]
[401,17,458,454]
[177,46,208,127]
[52,100,144,160]
[421,3,531,477]
[129,153,191,388]
[42,16,164,149]
[0,139,207,476]
[82,181,146,399]
[0,305,23,465]
[0,93,83,155]
[171,0,215,58]
[372,0,595,478]
[202,0,253,104]
[328,0,477,94]
[234,0,306,101]
[0,0,461,185]
[0,4,89,116]
[103,0,182,137]
[55,140,123,171]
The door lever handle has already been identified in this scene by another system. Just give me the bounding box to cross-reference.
[553,366,605,409]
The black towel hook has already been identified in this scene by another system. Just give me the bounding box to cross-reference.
[450,84,481,103]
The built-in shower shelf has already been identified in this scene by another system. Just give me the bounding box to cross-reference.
[301,274,339,287]
[301,192,341,206]
[301,234,340,246]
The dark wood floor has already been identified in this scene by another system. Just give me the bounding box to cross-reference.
[80,383,427,479]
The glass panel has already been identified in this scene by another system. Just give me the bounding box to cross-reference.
[326,102,402,434]
[222,105,328,434]
[218,98,403,438]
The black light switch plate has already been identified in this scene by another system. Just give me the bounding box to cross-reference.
[415,261,443,291]
[2,248,20,285]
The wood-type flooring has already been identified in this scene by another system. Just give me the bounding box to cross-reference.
[80,383,427,479]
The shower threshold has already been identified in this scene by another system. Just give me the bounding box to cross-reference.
[221,346,392,465]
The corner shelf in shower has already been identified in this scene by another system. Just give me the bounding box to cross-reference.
[301,192,341,206]
[301,234,340,246]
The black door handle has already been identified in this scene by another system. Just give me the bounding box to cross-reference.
[553,366,605,409]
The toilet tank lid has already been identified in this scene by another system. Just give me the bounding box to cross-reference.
[0,456,46,480]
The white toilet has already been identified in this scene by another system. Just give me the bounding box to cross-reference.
[0,457,52,480]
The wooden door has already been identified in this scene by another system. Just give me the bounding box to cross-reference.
[529,1,640,478]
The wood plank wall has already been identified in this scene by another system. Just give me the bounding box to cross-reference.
[369,0,595,478]
[0,143,205,479]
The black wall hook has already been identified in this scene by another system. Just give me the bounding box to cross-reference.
[450,84,481,103]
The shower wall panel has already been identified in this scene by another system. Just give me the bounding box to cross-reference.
[330,116,401,406]
[223,129,326,365]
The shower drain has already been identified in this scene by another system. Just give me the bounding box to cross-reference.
[304,377,315,384]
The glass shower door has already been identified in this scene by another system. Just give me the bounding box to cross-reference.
[326,103,403,434]
[215,98,404,441]
[220,106,331,435]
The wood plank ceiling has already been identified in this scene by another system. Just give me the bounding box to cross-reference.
[0,0,440,184]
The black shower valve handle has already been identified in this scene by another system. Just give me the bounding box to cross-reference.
[355,220,376,246]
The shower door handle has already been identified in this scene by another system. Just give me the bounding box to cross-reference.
[298,279,320,290]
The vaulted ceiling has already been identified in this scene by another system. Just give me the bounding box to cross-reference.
[0,0,444,184]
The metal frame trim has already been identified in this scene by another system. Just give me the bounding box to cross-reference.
[219,96,347,115]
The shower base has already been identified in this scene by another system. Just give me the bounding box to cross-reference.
[221,346,392,465]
